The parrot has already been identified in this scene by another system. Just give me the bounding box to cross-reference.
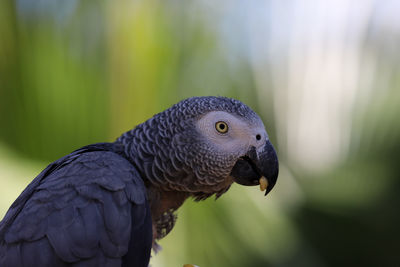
[0,96,279,267]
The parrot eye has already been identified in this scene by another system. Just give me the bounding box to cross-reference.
[215,121,229,134]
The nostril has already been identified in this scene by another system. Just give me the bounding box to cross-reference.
[256,134,261,141]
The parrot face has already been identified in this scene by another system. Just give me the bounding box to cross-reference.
[195,110,278,196]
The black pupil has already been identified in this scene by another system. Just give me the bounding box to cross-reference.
[256,134,261,140]
[219,123,225,130]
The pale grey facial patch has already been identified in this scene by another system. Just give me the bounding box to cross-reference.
[195,111,268,157]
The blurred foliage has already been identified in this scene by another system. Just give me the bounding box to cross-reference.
[1,1,400,267]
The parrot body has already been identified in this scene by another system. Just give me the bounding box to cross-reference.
[0,143,152,266]
[0,97,279,266]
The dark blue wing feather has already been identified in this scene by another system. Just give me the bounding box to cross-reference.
[0,144,152,267]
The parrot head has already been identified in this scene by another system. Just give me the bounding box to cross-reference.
[120,96,279,199]
[193,102,279,196]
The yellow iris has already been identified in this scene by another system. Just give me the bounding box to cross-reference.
[215,121,228,133]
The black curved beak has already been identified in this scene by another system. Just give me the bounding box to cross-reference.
[230,140,279,196]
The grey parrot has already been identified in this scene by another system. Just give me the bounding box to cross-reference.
[0,96,278,267]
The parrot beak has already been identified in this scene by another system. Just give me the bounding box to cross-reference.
[230,140,279,196]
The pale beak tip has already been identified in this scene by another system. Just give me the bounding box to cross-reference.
[259,176,268,191]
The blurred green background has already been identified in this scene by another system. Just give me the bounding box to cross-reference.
[1,1,400,266]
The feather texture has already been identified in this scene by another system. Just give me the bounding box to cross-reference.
[0,144,152,267]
